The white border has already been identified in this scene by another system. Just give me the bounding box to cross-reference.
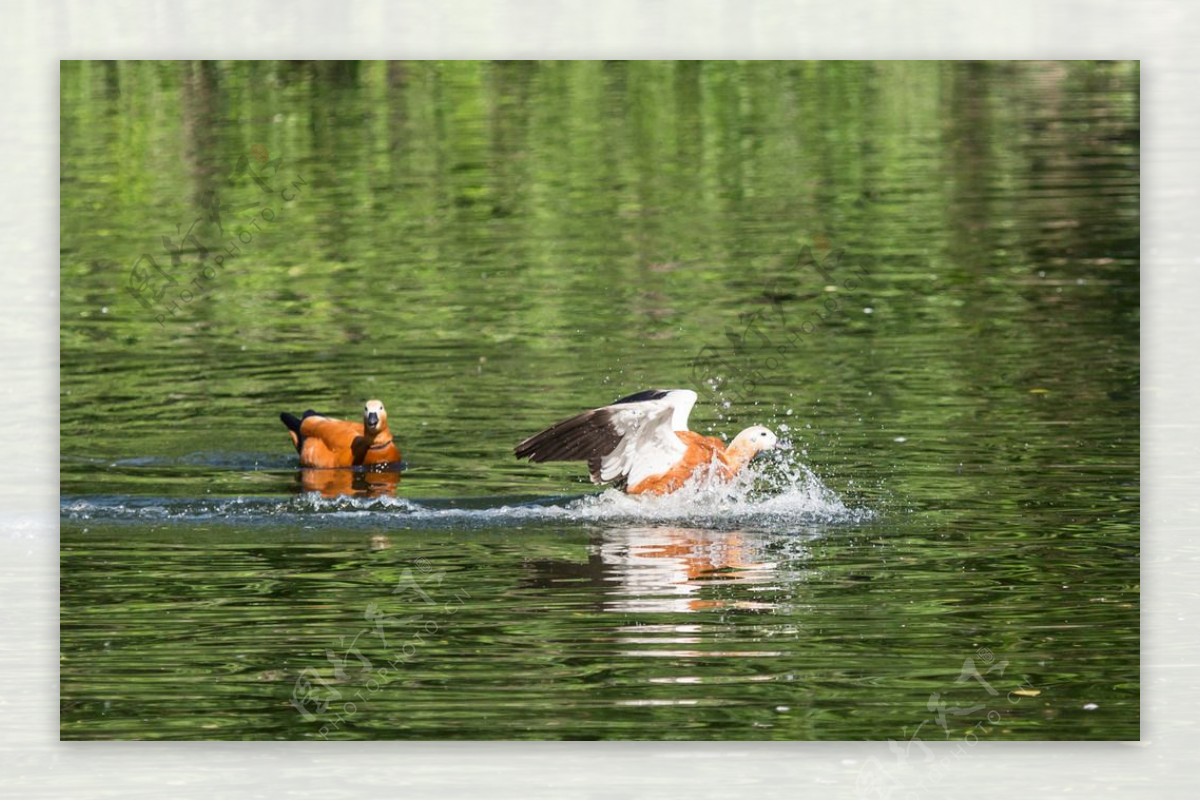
[6,1,1194,797]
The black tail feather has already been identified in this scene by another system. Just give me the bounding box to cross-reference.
[280,411,303,436]
[281,410,327,452]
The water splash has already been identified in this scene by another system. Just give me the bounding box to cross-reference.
[565,453,866,529]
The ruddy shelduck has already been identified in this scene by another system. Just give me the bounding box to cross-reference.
[280,399,402,469]
[514,389,783,495]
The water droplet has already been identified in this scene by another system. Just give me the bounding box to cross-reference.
[1083,703,1098,711]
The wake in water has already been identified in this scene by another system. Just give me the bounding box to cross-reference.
[65,452,300,471]
[61,452,872,532]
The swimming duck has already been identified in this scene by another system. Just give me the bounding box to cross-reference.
[514,389,782,495]
[280,399,401,468]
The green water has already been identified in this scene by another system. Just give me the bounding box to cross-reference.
[60,60,1139,743]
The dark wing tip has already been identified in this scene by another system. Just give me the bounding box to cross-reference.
[611,389,673,405]
[514,408,621,465]
[513,436,539,460]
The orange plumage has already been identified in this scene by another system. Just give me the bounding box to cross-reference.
[515,389,782,496]
[625,431,744,495]
[280,399,401,469]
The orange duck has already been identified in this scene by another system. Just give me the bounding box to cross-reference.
[514,389,783,495]
[280,399,402,468]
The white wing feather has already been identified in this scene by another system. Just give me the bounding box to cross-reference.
[598,390,696,487]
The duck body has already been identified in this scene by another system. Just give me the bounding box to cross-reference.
[515,389,781,495]
[626,430,736,495]
[280,399,401,469]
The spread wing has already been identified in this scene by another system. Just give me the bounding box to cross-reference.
[514,389,697,489]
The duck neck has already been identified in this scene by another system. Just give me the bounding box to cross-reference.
[364,425,392,448]
[721,440,757,475]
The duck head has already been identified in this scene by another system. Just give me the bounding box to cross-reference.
[730,425,782,457]
[363,399,388,434]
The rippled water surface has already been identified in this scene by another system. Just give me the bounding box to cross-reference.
[60,60,1139,741]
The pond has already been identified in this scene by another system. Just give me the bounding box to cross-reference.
[60,60,1139,743]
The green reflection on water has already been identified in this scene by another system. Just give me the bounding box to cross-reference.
[60,60,1138,741]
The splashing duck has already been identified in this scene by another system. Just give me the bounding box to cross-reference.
[515,389,784,495]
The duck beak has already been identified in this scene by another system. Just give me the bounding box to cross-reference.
[773,440,793,452]
[366,412,380,428]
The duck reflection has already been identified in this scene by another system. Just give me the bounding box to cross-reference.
[600,527,779,613]
[524,526,780,613]
[293,466,402,498]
